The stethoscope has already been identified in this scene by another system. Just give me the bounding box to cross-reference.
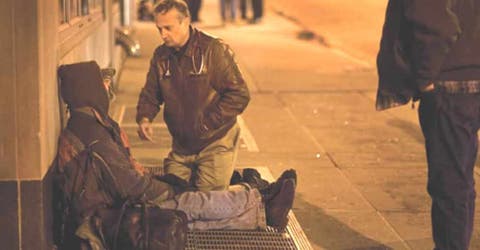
[164,48,205,77]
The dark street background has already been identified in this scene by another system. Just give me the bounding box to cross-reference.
[112,1,480,249]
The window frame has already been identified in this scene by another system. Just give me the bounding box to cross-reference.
[58,0,105,58]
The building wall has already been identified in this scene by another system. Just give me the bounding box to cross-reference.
[0,0,17,181]
[38,0,62,179]
[0,0,125,248]
[0,0,45,247]
[60,21,111,65]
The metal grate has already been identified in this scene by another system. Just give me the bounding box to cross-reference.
[145,164,166,174]
[145,166,313,250]
[286,213,313,250]
[186,226,297,250]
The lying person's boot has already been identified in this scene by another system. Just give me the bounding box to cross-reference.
[278,169,297,184]
[252,169,297,202]
[242,168,269,190]
[265,178,296,231]
[243,168,297,191]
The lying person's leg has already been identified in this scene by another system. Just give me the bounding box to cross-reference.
[155,172,296,231]
[157,184,265,230]
[159,185,266,229]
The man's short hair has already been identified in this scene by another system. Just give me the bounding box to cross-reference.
[154,0,190,19]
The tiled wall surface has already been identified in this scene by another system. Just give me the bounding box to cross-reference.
[0,174,54,250]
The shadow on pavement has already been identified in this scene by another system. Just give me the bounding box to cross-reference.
[293,194,396,250]
[386,118,424,144]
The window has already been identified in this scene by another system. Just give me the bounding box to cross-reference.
[58,0,106,57]
[59,0,66,24]
[70,0,80,19]
[58,0,104,24]
[88,0,103,10]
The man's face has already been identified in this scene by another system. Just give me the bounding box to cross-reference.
[155,9,190,49]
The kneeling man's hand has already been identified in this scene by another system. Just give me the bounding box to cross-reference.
[138,117,154,142]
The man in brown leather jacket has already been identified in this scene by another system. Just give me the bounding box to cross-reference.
[136,0,250,192]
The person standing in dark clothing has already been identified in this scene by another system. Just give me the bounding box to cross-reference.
[250,0,262,23]
[220,0,237,23]
[239,0,248,20]
[239,0,261,24]
[376,0,480,249]
[185,0,202,23]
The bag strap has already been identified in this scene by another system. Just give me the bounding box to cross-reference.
[77,141,99,200]
[110,200,151,250]
[112,200,130,250]
[143,202,150,250]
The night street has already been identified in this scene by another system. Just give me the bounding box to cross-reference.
[112,1,480,249]
[4,0,480,249]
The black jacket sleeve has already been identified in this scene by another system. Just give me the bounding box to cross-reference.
[404,0,461,88]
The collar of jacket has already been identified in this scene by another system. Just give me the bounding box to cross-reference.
[72,106,110,128]
[182,26,198,58]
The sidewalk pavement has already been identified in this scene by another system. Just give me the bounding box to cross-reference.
[112,1,480,249]
[267,0,386,67]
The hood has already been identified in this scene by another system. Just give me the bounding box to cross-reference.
[58,61,109,117]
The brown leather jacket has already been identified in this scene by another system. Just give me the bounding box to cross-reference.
[136,27,250,154]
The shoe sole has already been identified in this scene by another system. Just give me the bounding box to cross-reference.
[266,178,296,231]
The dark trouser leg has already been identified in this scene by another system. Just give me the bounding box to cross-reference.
[186,0,201,22]
[240,0,247,19]
[191,0,201,22]
[220,0,226,21]
[419,91,480,250]
[252,0,263,19]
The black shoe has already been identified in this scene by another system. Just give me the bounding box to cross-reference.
[248,18,262,24]
[257,169,298,202]
[242,168,269,190]
[278,169,297,184]
[265,178,296,231]
[243,168,297,191]
[230,170,243,185]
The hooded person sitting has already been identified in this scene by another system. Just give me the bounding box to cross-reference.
[54,60,297,247]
